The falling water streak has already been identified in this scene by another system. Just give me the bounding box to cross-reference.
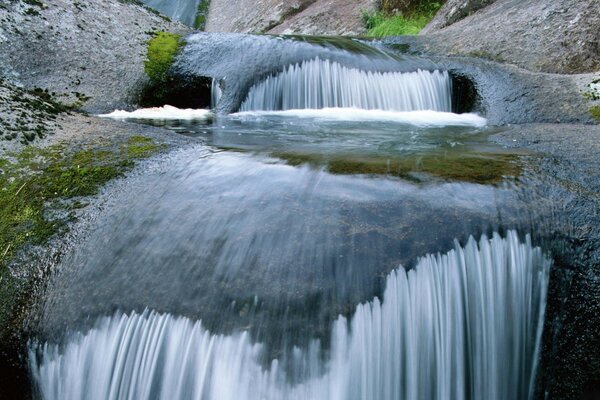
[30,231,550,400]
[141,0,201,26]
[239,58,453,112]
[211,79,222,109]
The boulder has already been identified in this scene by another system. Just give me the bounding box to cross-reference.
[420,0,600,74]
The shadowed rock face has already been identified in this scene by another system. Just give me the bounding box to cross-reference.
[0,0,190,113]
[205,0,377,36]
[420,0,600,74]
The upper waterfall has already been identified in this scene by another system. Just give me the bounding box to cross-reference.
[239,58,453,112]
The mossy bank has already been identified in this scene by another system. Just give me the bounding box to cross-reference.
[0,124,170,399]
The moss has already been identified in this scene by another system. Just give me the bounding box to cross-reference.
[273,151,521,184]
[125,135,163,158]
[140,32,212,108]
[144,31,183,82]
[194,0,210,30]
[467,50,505,63]
[0,135,163,342]
[590,106,600,122]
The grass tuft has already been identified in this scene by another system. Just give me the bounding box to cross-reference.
[363,2,442,37]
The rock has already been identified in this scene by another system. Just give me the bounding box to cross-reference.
[268,0,378,36]
[419,0,600,74]
[205,0,377,36]
[491,123,600,399]
[0,0,190,113]
[421,0,497,32]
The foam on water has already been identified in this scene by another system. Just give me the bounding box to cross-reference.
[30,231,549,400]
[99,105,213,121]
[233,108,487,128]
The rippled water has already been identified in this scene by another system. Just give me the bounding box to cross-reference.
[32,94,544,399]
[31,232,549,400]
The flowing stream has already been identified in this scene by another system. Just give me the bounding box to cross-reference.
[239,59,452,112]
[29,38,551,400]
[30,232,549,400]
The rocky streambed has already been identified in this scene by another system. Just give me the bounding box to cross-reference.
[0,0,599,399]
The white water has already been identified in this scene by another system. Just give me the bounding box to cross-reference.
[233,108,487,128]
[141,0,201,26]
[99,105,213,121]
[211,79,222,109]
[239,58,453,112]
[30,231,549,400]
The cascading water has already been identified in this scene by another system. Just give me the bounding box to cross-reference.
[30,231,550,400]
[141,0,201,26]
[239,58,453,112]
[211,78,222,109]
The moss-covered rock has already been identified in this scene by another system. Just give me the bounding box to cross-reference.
[140,31,212,108]
[144,31,183,82]
[272,151,521,184]
[0,135,164,351]
[590,105,600,122]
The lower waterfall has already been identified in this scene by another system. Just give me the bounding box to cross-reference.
[29,231,550,400]
[239,58,453,112]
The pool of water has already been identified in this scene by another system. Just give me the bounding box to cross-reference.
[38,113,526,348]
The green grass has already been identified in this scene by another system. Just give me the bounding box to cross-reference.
[0,136,163,338]
[144,32,183,82]
[363,2,442,37]
[590,105,600,122]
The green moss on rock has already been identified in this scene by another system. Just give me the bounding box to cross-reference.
[590,105,600,122]
[0,135,163,343]
[144,31,183,82]
[273,151,521,184]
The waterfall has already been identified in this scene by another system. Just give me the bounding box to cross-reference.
[29,231,550,400]
[211,78,222,109]
[239,58,453,112]
[141,0,201,26]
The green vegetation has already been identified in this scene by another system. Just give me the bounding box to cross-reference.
[144,31,183,82]
[467,49,505,63]
[590,105,600,122]
[126,135,161,158]
[0,136,163,338]
[273,151,521,184]
[194,0,210,30]
[363,2,442,37]
[583,79,600,101]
